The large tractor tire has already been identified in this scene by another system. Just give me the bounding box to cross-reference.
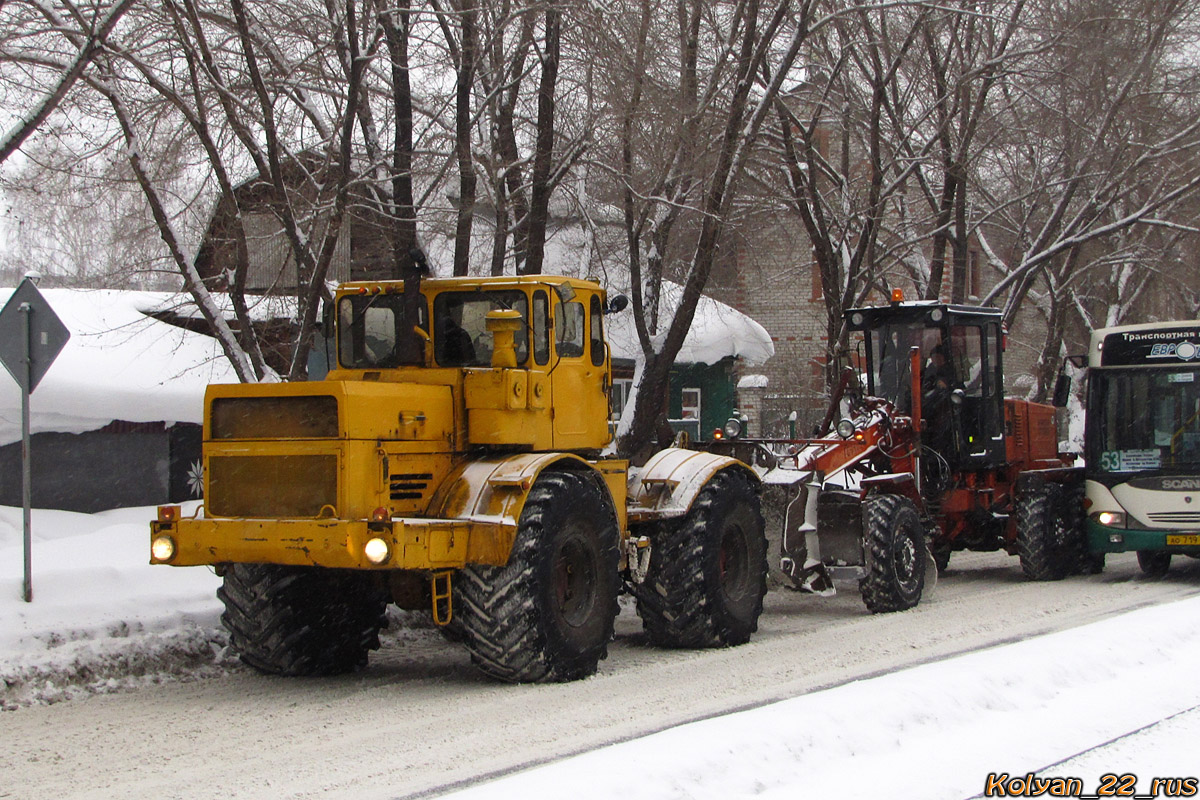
[1015,477,1080,581]
[859,493,926,613]
[456,470,620,683]
[1137,550,1172,577]
[635,469,767,648]
[218,564,390,676]
[1064,478,1104,575]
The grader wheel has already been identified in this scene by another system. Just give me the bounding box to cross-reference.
[1015,478,1080,581]
[859,493,926,613]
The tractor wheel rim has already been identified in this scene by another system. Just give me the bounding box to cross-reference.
[896,534,917,580]
[555,538,597,628]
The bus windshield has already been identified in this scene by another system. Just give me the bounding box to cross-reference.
[1087,368,1200,473]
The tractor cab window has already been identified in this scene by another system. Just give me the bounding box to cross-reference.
[949,325,985,396]
[533,290,550,365]
[590,294,606,366]
[555,297,587,359]
[337,293,427,368]
[869,322,943,414]
[434,290,529,367]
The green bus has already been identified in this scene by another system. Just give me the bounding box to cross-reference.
[1085,320,1200,575]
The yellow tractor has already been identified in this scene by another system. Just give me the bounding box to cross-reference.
[151,271,766,682]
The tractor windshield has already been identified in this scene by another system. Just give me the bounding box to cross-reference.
[433,290,530,367]
[1087,368,1200,473]
[337,293,427,368]
[868,323,944,413]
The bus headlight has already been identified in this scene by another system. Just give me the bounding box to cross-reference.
[1093,510,1126,528]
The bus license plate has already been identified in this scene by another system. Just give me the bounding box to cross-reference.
[1166,534,1200,546]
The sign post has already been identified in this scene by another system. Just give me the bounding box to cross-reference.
[0,277,69,602]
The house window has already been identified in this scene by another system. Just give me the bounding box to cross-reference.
[611,378,633,420]
[681,387,702,420]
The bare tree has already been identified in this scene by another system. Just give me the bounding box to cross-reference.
[0,0,137,165]
[591,0,823,461]
[975,0,1200,397]
[764,4,929,388]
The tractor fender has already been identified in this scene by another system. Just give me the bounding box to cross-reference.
[1015,465,1085,493]
[427,452,617,533]
[860,472,923,511]
[627,447,759,523]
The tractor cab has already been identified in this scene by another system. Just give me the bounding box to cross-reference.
[846,299,1006,470]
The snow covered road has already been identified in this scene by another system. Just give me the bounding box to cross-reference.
[438,593,1200,800]
[3,504,1200,799]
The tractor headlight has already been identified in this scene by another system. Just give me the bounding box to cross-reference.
[1093,510,1126,528]
[723,418,743,439]
[835,418,856,439]
[151,535,177,562]
[364,537,391,565]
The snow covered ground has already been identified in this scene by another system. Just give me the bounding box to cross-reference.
[440,595,1200,800]
[0,502,228,709]
[3,502,1199,799]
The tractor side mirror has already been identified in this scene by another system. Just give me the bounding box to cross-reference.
[606,294,629,314]
[1052,372,1072,408]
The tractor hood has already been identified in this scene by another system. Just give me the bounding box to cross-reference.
[203,380,453,443]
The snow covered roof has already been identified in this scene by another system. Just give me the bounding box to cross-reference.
[0,288,239,446]
[602,282,774,366]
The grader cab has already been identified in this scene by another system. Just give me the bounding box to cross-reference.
[151,272,768,683]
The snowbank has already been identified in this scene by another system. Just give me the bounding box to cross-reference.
[441,596,1200,800]
[0,288,241,446]
[0,502,226,709]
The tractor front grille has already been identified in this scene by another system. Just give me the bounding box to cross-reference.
[390,472,433,502]
[211,396,338,440]
[208,455,337,518]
